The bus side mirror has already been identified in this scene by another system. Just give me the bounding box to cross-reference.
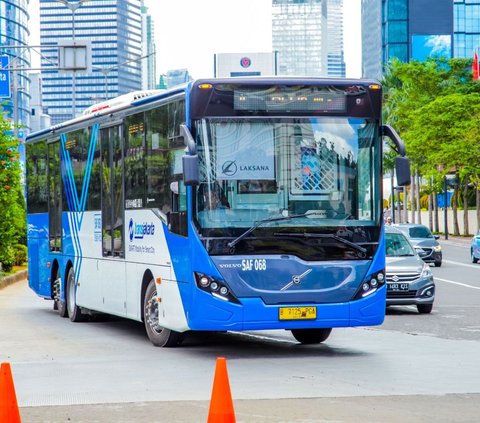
[183,154,199,186]
[395,156,411,187]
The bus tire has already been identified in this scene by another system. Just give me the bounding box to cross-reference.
[66,267,87,322]
[291,328,332,344]
[144,279,184,347]
[54,268,68,318]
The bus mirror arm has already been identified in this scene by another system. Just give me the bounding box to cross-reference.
[381,125,411,187]
[180,124,196,155]
[381,124,405,157]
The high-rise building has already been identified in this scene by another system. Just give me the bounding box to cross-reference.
[272,0,328,76]
[454,0,480,58]
[0,0,31,130]
[141,2,156,90]
[361,0,382,80]
[327,0,346,78]
[362,0,454,80]
[29,73,51,133]
[40,0,143,124]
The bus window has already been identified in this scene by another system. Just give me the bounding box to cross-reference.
[48,141,62,252]
[125,112,145,209]
[101,125,124,257]
[26,140,48,214]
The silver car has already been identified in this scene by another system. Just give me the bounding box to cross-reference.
[394,223,442,267]
[385,226,435,314]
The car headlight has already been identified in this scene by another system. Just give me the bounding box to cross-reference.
[433,245,442,252]
[421,263,432,278]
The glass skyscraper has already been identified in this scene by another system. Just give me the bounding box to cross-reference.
[454,0,480,58]
[327,0,346,78]
[272,0,328,76]
[40,0,143,124]
[0,0,31,130]
[362,0,454,79]
[141,2,156,90]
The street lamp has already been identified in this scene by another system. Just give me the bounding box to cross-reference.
[55,0,91,118]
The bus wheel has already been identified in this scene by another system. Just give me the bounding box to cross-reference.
[144,280,184,347]
[66,268,87,322]
[54,268,68,318]
[291,328,332,344]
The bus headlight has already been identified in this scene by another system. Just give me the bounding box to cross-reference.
[194,272,240,304]
[353,270,385,300]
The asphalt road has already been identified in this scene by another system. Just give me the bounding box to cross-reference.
[1,238,479,422]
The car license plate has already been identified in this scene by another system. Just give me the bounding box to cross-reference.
[279,306,316,321]
[387,283,409,291]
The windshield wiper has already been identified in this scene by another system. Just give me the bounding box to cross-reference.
[227,212,321,249]
[272,232,367,254]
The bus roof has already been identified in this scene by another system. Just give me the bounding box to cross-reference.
[25,77,381,143]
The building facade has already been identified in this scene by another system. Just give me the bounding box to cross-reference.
[362,0,457,80]
[214,52,278,78]
[454,0,480,58]
[0,0,31,130]
[40,0,143,124]
[272,0,328,76]
[141,2,156,90]
[327,0,346,78]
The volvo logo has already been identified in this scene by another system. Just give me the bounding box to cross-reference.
[221,160,238,176]
[281,269,312,291]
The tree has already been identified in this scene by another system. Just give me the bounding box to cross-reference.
[0,116,25,271]
[382,58,480,234]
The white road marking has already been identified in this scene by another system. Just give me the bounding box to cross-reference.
[442,259,480,270]
[436,277,480,290]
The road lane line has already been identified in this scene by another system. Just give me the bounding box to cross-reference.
[436,277,480,290]
[443,259,480,269]
[442,259,480,269]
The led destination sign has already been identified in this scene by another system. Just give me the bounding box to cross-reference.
[234,87,347,112]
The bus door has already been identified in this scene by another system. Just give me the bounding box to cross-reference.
[48,140,62,252]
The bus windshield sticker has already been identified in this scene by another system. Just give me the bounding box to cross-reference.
[215,122,275,180]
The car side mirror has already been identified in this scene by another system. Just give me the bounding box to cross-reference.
[434,235,440,240]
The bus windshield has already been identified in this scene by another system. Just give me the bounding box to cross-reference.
[194,117,380,238]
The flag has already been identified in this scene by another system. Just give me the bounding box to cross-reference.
[474,51,479,81]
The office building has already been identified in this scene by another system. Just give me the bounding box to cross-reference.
[272,0,328,76]
[29,73,51,133]
[141,2,156,90]
[214,52,278,77]
[454,0,480,58]
[327,0,346,78]
[362,0,454,80]
[0,0,31,131]
[40,0,143,124]
[361,0,382,80]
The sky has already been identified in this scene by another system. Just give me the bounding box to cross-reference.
[28,0,362,78]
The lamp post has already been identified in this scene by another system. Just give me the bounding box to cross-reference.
[55,0,91,119]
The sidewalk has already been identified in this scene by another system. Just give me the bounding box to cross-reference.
[0,269,28,290]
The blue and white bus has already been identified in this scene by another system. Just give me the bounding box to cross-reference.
[26,78,410,347]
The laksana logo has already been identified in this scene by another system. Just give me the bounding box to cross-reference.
[129,218,155,242]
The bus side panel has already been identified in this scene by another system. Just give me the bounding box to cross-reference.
[27,213,50,298]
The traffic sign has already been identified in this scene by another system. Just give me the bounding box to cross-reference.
[0,56,11,98]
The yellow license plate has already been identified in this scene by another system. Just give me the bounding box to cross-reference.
[279,306,317,321]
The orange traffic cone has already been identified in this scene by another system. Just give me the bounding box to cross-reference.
[207,357,236,423]
[0,362,21,423]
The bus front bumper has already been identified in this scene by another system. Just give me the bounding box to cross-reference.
[186,285,386,331]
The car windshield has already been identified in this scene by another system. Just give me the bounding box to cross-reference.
[193,117,381,236]
[385,232,416,257]
[408,226,433,239]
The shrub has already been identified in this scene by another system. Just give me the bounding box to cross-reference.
[14,244,27,266]
[1,246,14,273]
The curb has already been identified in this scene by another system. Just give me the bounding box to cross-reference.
[0,270,28,290]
